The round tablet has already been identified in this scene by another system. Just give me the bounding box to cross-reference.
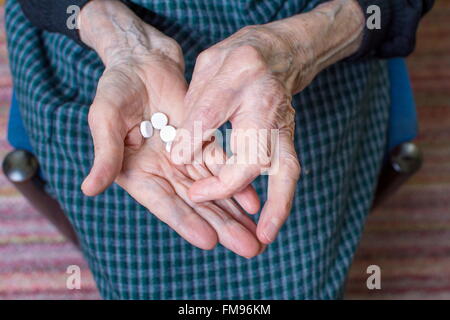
[160,125,177,143]
[139,120,153,138]
[165,142,172,153]
[151,112,168,130]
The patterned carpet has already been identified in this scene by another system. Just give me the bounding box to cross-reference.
[0,3,449,300]
[0,6,99,300]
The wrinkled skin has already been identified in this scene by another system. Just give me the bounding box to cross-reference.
[172,0,364,244]
[79,1,262,258]
[79,0,364,255]
[172,26,302,245]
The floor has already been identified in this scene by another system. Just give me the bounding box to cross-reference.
[346,1,450,299]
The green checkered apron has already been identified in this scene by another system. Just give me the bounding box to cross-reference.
[5,0,389,299]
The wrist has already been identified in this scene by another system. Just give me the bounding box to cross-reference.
[79,0,122,58]
[267,0,365,94]
[79,0,183,68]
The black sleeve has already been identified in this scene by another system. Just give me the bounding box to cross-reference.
[17,0,91,46]
[349,0,435,60]
[17,0,156,47]
[18,0,435,58]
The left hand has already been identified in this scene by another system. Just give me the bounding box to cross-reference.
[172,0,365,244]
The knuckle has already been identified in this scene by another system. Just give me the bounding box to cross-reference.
[236,25,278,46]
[87,109,99,128]
[283,155,301,180]
[238,25,259,35]
[161,38,183,57]
[228,45,268,73]
[196,48,219,67]
[220,177,239,197]
[196,51,209,66]
[238,25,275,40]
[230,44,261,60]
[195,105,218,125]
[285,103,296,123]
[88,104,117,133]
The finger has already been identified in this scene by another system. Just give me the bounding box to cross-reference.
[116,171,218,251]
[185,162,260,231]
[187,158,259,230]
[214,199,257,235]
[188,162,260,215]
[171,83,237,165]
[188,158,261,203]
[202,142,260,214]
[232,186,260,214]
[168,166,261,258]
[193,202,261,258]
[188,117,273,204]
[81,97,127,196]
[256,132,301,244]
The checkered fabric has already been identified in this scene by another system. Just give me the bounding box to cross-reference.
[5,0,389,299]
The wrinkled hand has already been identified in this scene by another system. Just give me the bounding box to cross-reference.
[78,0,262,258]
[172,0,365,244]
[171,25,302,245]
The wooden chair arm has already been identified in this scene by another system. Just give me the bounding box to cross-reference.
[372,142,423,209]
[2,149,79,247]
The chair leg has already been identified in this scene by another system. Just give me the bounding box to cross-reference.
[372,142,423,209]
[2,149,79,246]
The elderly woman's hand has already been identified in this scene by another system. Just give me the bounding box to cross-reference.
[78,0,262,257]
[172,0,365,244]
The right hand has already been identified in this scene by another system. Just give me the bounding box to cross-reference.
[78,0,262,258]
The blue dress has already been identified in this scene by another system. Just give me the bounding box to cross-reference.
[5,0,389,299]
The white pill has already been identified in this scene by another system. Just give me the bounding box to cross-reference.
[151,112,168,130]
[140,120,153,138]
[160,125,177,143]
[165,142,172,153]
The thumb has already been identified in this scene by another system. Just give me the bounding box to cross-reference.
[81,98,127,196]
